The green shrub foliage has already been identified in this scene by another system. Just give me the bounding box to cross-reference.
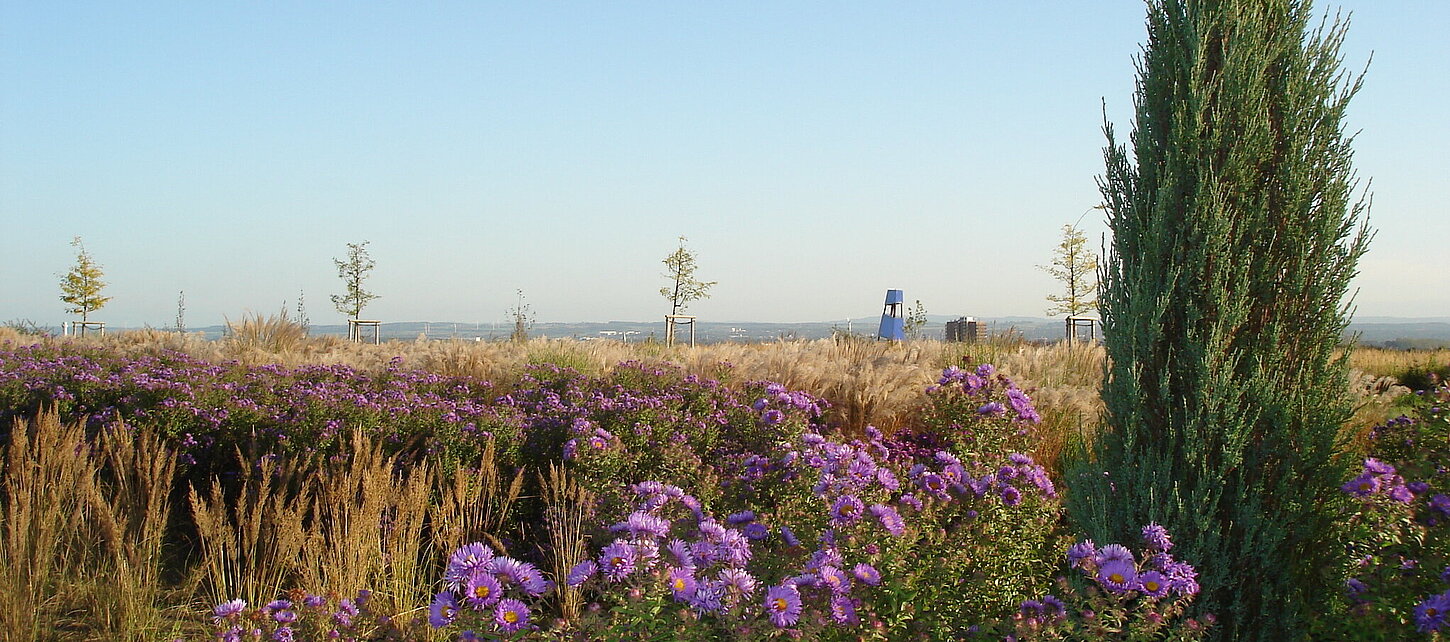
[1072,1,1370,639]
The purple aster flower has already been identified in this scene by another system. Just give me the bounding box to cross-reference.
[1142,523,1173,552]
[264,599,292,613]
[1098,558,1137,593]
[1164,560,1200,596]
[743,522,769,541]
[852,563,882,586]
[668,568,697,602]
[1137,570,1170,598]
[762,409,785,425]
[1006,387,1041,423]
[1431,494,1450,517]
[689,579,726,614]
[1343,473,1380,497]
[1067,540,1096,569]
[428,591,458,628]
[493,598,529,634]
[1390,484,1415,503]
[977,402,1005,416]
[1095,544,1134,566]
[271,626,294,642]
[612,511,671,539]
[303,595,326,609]
[998,484,1022,506]
[562,438,578,459]
[726,510,756,525]
[719,567,759,596]
[567,559,598,587]
[818,565,851,594]
[764,584,803,627]
[831,495,865,523]
[1364,458,1396,476]
[1417,591,1450,632]
[213,599,247,623]
[898,493,923,511]
[464,572,503,609]
[830,595,860,625]
[719,529,753,566]
[780,525,801,548]
[600,540,637,582]
[868,503,905,536]
[273,610,298,624]
[444,542,496,590]
[918,473,949,499]
[666,538,695,569]
[875,467,900,490]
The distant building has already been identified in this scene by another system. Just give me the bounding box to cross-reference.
[945,317,979,343]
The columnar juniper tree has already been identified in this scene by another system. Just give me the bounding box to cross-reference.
[1070,1,1370,639]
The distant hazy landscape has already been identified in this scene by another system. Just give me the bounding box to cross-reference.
[51,315,1450,347]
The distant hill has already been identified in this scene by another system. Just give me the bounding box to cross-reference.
[158,315,1450,348]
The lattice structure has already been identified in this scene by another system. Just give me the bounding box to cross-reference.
[348,319,382,344]
[664,314,696,347]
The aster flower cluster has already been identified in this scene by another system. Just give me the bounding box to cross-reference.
[751,381,828,425]
[1066,524,1199,599]
[428,543,552,634]
[563,478,891,633]
[931,364,1041,425]
[994,525,1211,641]
[1331,390,1450,638]
[209,590,381,641]
[906,450,1056,509]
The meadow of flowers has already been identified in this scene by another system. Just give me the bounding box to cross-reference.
[0,332,1444,640]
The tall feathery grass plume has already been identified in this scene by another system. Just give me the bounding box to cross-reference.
[0,410,93,639]
[81,417,178,640]
[189,448,310,611]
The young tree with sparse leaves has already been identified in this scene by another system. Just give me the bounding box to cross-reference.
[1040,224,1098,317]
[59,236,112,326]
[331,241,380,320]
[508,289,534,343]
[1069,1,1371,639]
[660,236,716,315]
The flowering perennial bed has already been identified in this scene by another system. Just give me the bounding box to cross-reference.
[0,341,1446,639]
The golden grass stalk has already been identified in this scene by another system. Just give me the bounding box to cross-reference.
[189,449,309,610]
[82,418,178,640]
[0,410,93,639]
[429,437,525,561]
[541,463,591,622]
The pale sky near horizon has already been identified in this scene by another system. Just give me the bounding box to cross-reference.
[3,2,1446,327]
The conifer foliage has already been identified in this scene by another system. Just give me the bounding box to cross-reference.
[1072,1,1370,639]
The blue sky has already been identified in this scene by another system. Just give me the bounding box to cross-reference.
[3,2,1446,327]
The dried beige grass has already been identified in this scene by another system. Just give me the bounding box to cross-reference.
[189,450,310,610]
[0,410,92,639]
[82,418,178,640]
[541,463,590,621]
[429,437,525,562]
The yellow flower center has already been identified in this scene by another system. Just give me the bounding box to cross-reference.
[1360,482,1373,491]
[772,598,788,612]
[1144,580,1160,592]
[1109,573,1125,584]
[1431,607,1441,617]
[612,557,626,568]
[504,610,519,623]
[443,605,456,618]
[673,578,686,590]
[474,584,491,599]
